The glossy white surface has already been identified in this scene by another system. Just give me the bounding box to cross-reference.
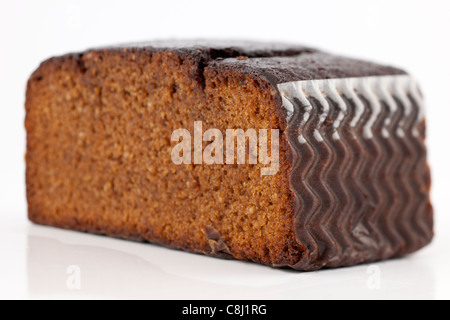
[1,0,450,300]
[0,215,448,300]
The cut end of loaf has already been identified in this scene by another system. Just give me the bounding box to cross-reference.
[25,47,304,267]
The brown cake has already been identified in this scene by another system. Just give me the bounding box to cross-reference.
[25,40,433,271]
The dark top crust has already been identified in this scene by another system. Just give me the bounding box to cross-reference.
[112,39,317,59]
[112,40,406,84]
[35,40,406,91]
[210,52,406,86]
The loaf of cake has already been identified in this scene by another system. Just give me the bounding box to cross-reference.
[25,40,433,270]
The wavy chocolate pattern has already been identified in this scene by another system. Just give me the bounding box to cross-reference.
[278,75,433,270]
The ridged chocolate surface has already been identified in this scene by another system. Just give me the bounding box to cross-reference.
[278,76,433,270]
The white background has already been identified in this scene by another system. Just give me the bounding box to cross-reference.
[1,0,449,300]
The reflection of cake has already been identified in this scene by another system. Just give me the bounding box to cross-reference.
[25,41,433,271]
